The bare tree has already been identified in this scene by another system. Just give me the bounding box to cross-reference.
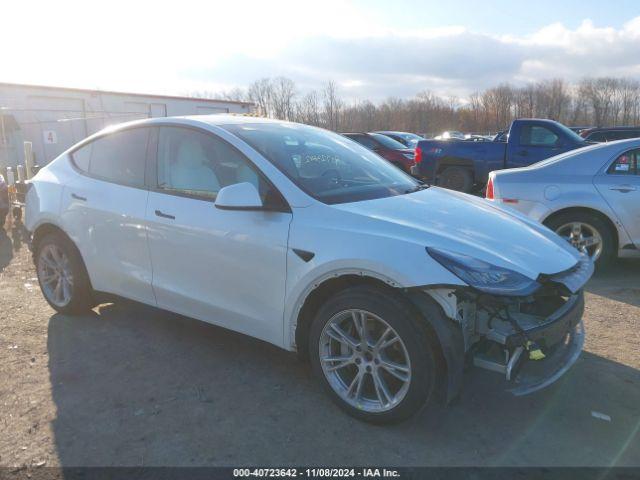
[248,78,275,117]
[322,81,342,131]
[295,90,321,126]
[195,75,640,134]
[271,77,297,121]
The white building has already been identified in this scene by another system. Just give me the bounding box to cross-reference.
[0,82,254,170]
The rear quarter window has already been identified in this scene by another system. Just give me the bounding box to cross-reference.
[608,149,639,175]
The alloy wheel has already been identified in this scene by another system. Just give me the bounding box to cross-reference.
[556,222,603,261]
[37,244,74,307]
[319,309,411,413]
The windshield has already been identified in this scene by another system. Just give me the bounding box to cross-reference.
[223,122,420,205]
[369,133,407,150]
[397,133,422,146]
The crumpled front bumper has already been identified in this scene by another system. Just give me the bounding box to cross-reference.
[509,320,584,396]
[471,290,586,396]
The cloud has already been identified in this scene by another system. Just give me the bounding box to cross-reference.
[193,16,640,100]
[3,1,640,101]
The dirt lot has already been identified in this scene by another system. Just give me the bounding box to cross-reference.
[1,220,639,468]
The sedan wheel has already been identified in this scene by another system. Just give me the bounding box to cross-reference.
[38,244,74,308]
[319,309,411,413]
[555,222,603,261]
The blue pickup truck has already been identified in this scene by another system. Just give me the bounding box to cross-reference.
[411,119,589,192]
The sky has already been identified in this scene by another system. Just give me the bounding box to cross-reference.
[3,0,640,102]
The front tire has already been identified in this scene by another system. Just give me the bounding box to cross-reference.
[309,285,437,424]
[35,232,95,314]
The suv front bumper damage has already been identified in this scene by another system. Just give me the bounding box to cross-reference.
[509,320,584,396]
[472,290,585,395]
[424,283,588,397]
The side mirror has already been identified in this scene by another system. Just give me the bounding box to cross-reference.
[215,182,263,210]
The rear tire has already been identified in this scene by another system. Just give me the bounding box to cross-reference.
[438,166,473,192]
[309,285,437,424]
[35,232,95,314]
[545,211,616,269]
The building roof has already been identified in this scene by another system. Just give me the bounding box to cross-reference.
[0,81,254,107]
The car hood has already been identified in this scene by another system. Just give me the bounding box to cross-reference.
[334,187,580,279]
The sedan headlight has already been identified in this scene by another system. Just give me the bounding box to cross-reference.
[427,247,540,296]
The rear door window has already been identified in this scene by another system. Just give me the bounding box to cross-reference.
[519,125,559,147]
[72,128,150,187]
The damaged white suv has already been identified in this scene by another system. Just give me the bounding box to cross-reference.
[25,116,593,423]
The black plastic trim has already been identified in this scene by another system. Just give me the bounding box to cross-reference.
[292,249,315,262]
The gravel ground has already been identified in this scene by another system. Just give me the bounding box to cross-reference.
[0,219,639,468]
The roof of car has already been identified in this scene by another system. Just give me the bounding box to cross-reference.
[109,114,303,133]
[183,114,289,125]
[582,126,640,133]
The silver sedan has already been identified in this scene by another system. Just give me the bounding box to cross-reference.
[487,138,640,267]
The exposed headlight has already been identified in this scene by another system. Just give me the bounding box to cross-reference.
[427,247,540,296]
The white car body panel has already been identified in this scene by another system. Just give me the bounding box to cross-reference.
[145,190,292,346]
[26,115,586,352]
[62,171,155,305]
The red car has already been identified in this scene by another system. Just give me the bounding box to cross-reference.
[342,133,416,173]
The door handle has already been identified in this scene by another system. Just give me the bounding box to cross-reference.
[610,185,636,193]
[71,193,87,201]
[155,209,175,220]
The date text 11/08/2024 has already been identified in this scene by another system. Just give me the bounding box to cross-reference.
[233,468,400,478]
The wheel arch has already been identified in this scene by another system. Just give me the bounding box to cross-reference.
[31,222,94,289]
[31,222,69,252]
[293,273,461,404]
[436,157,475,176]
[294,274,393,359]
[542,206,620,250]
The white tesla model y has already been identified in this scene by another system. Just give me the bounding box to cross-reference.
[26,115,592,423]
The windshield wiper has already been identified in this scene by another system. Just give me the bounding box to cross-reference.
[404,184,430,193]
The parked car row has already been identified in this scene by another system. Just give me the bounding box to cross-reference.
[341,121,640,269]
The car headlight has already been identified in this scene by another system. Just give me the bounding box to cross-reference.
[427,247,540,296]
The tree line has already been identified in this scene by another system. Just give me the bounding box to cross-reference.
[192,76,640,136]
